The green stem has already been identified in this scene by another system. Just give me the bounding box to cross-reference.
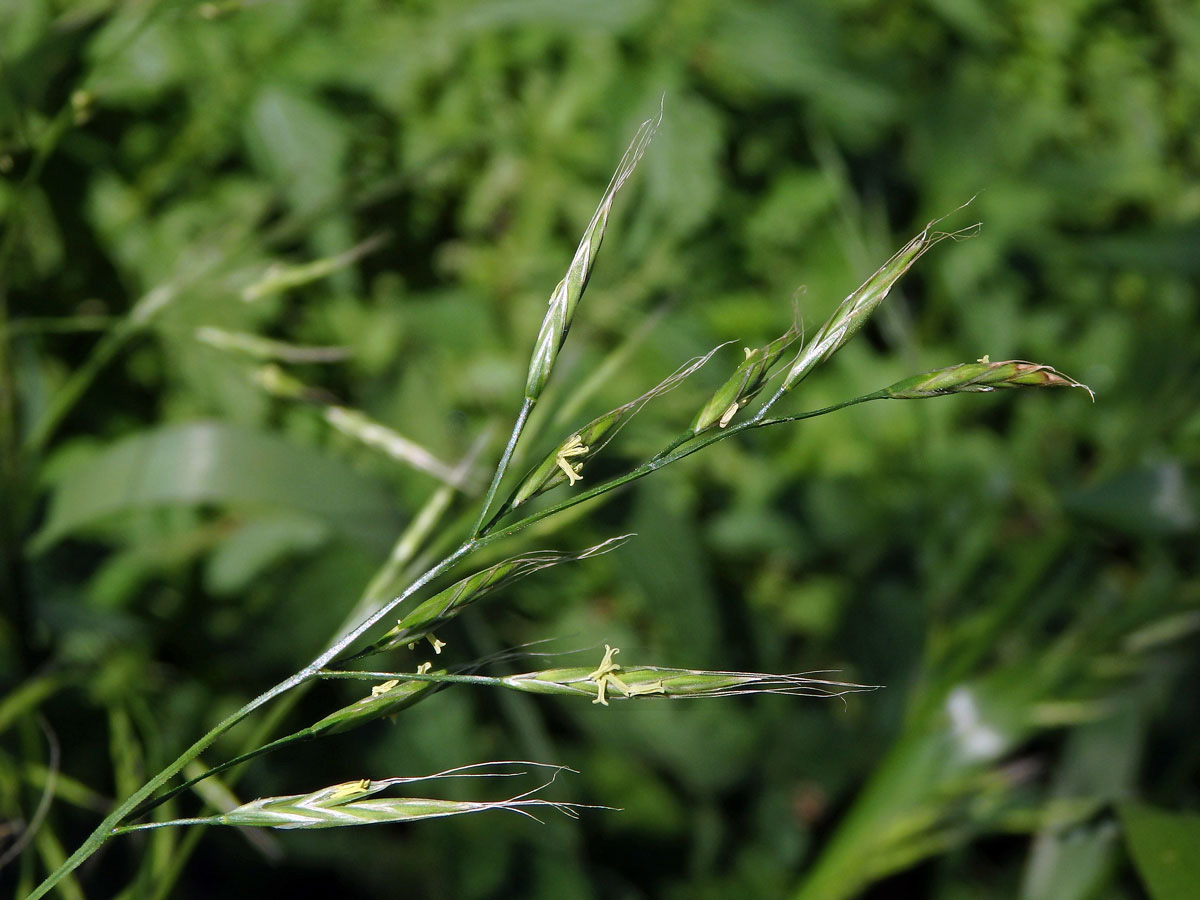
[647,431,696,465]
[472,397,535,537]
[32,387,885,897]
[128,731,316,822]
[756,378,794,420]
[136,463,468,897]
[112,818,211,836]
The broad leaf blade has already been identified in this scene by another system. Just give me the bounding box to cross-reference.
[1119,803,1200,900]
[32,421,403,553]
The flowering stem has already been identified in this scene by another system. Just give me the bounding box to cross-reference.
[30,390,880,898]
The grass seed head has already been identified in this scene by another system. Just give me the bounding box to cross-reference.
[309,677,439,736]
[173,764,592,830]
[692,319,803,433]
[344,537,632,661]
[499,647,877,704]
[783,210,978,393]
[884,359,1094,400]
[524,109,661,401]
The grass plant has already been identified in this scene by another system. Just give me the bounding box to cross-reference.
[16,111,1091,900]
[4,7,1198,898]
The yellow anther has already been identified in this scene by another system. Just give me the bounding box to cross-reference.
[327,778,372,801]
[417,662,432,675]
[977,354,990,364]
[555,435,589,485]
[370,679,399,697]
[625,679,666,697]
[719,401,741,428]
[587,645,621,680]
[587,645,623,706]
[606,673,632,697]
[427,634,447,654]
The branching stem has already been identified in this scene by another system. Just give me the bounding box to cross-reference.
[30,379,883,898]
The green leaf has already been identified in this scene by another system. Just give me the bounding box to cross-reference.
[244,85,348,216]
[31,421,403,554]
[1119,803,1200,900]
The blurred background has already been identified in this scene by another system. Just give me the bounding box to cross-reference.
[2,1,1198,898]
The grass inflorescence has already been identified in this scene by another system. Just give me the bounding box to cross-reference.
[25,112,1090,900]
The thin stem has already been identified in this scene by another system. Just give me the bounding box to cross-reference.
[755,379,793,421]
[647,431,697,465]
[138,444,479,895]
[132,477,470,825]
[128,731,313,822]
[32,383,883,898]
[472,397,535,537]
[113,819,211,836]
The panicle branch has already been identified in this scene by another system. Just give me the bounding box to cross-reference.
[339,536,632,663]
[692,318,803,433]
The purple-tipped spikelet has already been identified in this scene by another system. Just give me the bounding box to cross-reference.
[884,358,1093,400]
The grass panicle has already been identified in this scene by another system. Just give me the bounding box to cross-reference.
[308,676,441,737]
[502,660,876,707]
[778,211,979,398]
[323,644,877,708]
[240,232,389,302]
[474,106,662,537]
[22,108,1089,899]
[253,364,467,488]
[195,326,350,364]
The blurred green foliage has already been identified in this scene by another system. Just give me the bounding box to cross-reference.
[2,1,1198,898]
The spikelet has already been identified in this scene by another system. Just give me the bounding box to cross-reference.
[882,358,1094,400]
[691,319,803,433]
[340,536,631,662]
[524,109,661,401]
[783,209,978,393]
[128,764,593,831]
